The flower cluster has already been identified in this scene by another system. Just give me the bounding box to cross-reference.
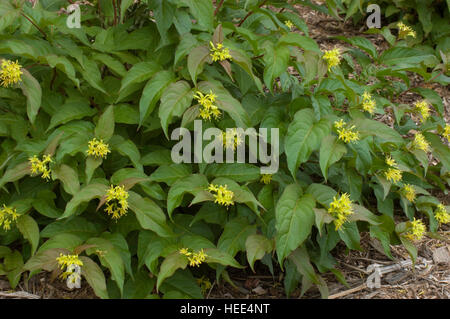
[0,205,18,231]
[222,128,243,151]
[209,42,232,62]
[328,193,354,231]
[401,184,416,202]
[442,124,450,141]
[414,100,430,123]
[194,90,221,121]
[362,91,376,115]
[404,218,426,241]
[322,48,341,71]
[384,155,402,183]
[105,185,129,220]
[412,132,430,152]
[284,20,294,30]
[0,60,22,88]
[86,138,111,159]
[397,22,416,39]
[334,119,360,143]
[435,204,449,225]
[179,248,207,267]
[56,253,83,289]
[29,154,52,180]
[207,184,234,208]
[196,276,212,294]
[260,174,272,185]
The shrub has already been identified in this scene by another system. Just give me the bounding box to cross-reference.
[0,0,448,298]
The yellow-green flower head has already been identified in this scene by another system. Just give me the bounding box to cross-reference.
[209,42,232,62]
[0,205,18,231]
[105,185,129,220]
[284,20,294,30]
[414,100,430,123]
[0,60,23,88]
[412,132,430,152]
[29,154,52,180]
[222,128,243,151]
[86,138,111,159]
[385,155,398,168]
[401,184,416,202]
[322,48,341,71]
[384,167,402,183]
[334,120,360,143]
[442,124,450,142]
[328,193,354,231]
[435,204,450,225]
[196,276,212,294]
[180,248,208,267]
[397,22,416,39]
[194,90,221,121]
[260,174,272,185]
[362,91,376,115]
[56,253,83,280]
[208,183,235,208]
[404,218,426,241]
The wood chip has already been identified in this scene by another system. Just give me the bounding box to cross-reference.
[432,246,450,264]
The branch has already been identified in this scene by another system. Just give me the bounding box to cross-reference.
[237,0,267,27]
[20,12,47,38]
[214,0,225,16]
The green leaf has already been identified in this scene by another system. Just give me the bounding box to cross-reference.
[119,61,161,94]
[156,251,188,291]
[204,163,260,183]
[278,33,320,53]
[128,191,174,238]
[204,248,244,269]
[86,238,125,296]
[181,0,214,31]
[262,41,290,92]
[354,118,404,145]
[288,246,319,284]
[19,69,42,124]
[217,217,257,257]
[306,183,337,207]
[245,234,274,272]
[423,132,450,171]
[285,108,331,178]
[187,45,210,85]
[0,161,30,189]
[60,184,109,219]
[319,135,347,181]
[379,47,436,67]
[80,256,109,299]
[275,185,315,266]
[48,97,96,131]
[139,70,175,127]
[16,215,40,255]
[24,248,68,272]
[53,164,80,195]
[95,105,114,141]
[159,80,193,138]
[85,156,103,185]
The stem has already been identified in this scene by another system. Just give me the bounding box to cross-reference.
[428,70,444,83]
[20,12,47,38]
[237,0,267,27]
[112,0,118,25]
[214,0,225,16]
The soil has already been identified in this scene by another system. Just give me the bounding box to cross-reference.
[1,1,448,300]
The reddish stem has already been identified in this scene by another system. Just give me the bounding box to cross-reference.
[214,0,225,16]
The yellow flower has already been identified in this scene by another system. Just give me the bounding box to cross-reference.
[194,90,221,121]
[404,218,426,241]
[209,42,232,62]
[385,155,398,168]
[222,128,243,151]
[414,100,430,123]
[334,120,360,143]
[208,183,234,208]
[196,276,212,294]
[179,248,192,256]
[260,174,272,185]
[412,132,430,152]
[105,185,129,220]
[435,204,450,225]
[86,138,111,159]
[0,60,23,88]
[362,91,376,115]
[397,22,416,39]
[322,48,341,71]
[56,253,83,280]
[0,205,18,231]
[384,168,402,183]
[29,154,52,180]
[401,184,416,202]
[442,124,450,141]
[284,20,294,30]
[328,193,354,231]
